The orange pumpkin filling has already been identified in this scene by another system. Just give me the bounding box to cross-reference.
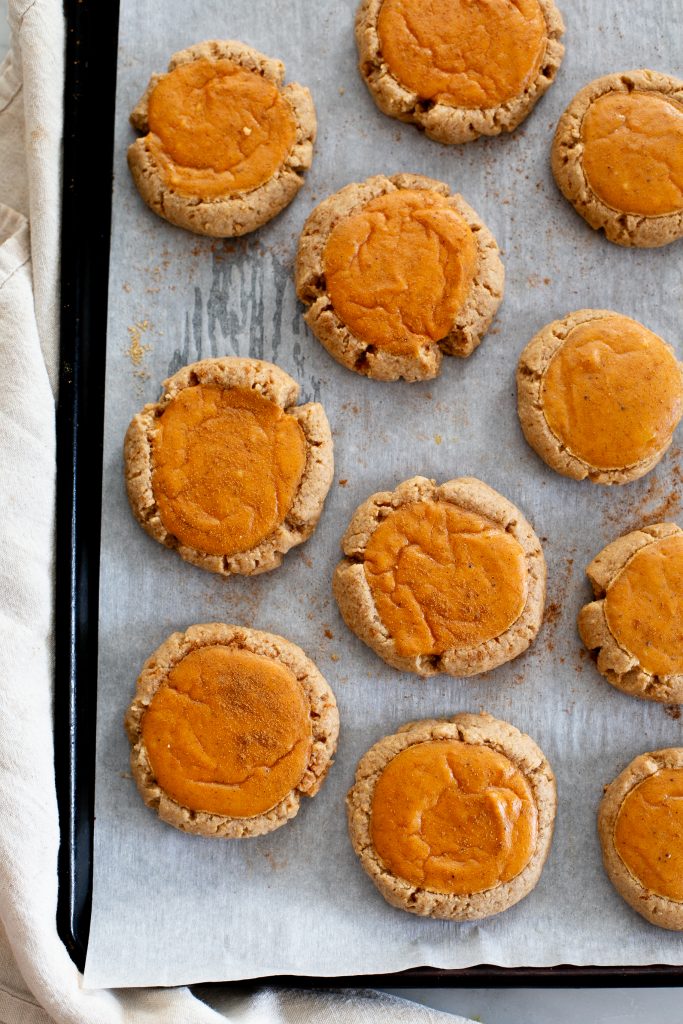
[151,384,306,557]
[145,58,297,197]
[141,645,312,818]
[604,534,683,677]
[376,0,547,110]
[371,740,537,894]
[323,189,477,359]
[540,315,683,470]
[614,767,683,902]
[581,91,683,217]
[363,499,527,658]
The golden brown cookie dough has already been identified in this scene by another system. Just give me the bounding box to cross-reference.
[347,712,556,919]
[128,40,316,236]
[579,524,683,702]
[124,357,333,576]
[599,749,683,930]
[296,174,504,382]
[552,69,683,247]
[333,476,545,676]
[356,0,564,144]
[125,623,339,838]
[517,309,683,485]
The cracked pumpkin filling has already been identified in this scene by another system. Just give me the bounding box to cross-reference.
[322,189,477,360]
[371,740,537,894]
[141,645,312,818]
[604,534,683,677]
[145,57,297,198]
[540,315,683,470]
[581,91,683,217]
[376,0,547,110]
[614,767,683,902]
[151,383,306,557]
[363,499,527,658]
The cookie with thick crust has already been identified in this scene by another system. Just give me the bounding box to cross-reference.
[579,524,683,702]
[552,69,683,248]
[128,40,316,236]
[296,174,504,382]
[356,0,565,144]
[124,357,333,576]
[347,712,556,919]
[599,749,683,930]
[125,623,339,838]
[333,476,545,676]
[517,309,683,485]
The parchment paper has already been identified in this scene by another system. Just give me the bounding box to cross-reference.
[84,0,683,989]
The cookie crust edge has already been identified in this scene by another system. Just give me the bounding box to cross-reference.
[124,622,340,838]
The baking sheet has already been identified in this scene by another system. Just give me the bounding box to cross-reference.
[84,0,683,989]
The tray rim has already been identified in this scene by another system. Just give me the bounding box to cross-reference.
[54,0,683,987]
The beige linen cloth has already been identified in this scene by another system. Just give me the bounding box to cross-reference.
[0,0,473,1021]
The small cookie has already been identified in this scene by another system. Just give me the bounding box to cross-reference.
[579,523,683,702]
[517,309,683,485]
[356,0,565,144]
[347,712,556,919]
[333,476,545,676]
[128,40,316,236]
[125,623,339,838]
[125,357,333,576]
[599,749,683,930]
[552,69,683,247]
[296,174,504,382]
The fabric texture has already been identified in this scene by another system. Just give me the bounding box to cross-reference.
[0,0,471,1021]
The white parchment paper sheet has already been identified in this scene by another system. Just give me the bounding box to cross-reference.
[84,0,683,989]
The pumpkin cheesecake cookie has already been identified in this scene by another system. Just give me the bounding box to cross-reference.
[128,40,316,236]
[599,749,683,929]
[333,476,545,676]
[125,624,339,837]
[579,524,683,702]
[356,0,565,144]
[347,713,556,919]
[552,69,683,247]
[517,310,683,485]
[124,357,333,575]
[296,174,504,381]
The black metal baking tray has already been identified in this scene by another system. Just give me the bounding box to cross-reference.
[54,0,682,985]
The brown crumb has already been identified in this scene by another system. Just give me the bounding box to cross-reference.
[339,479,348,487]
[324,629,334,640]
[125,320,151,366]
[544,602,561,625]
[665,704,681,720]
[330,653,340,662]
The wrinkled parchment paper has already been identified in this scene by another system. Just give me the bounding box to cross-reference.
[84,0,683,988]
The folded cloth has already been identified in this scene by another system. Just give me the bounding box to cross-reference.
[0,1,473,1020]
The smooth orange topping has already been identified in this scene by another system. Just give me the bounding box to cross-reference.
[615,767,683,901]
[323,189,477,358]
[604,534,683,677]
[146,58,296,197]
[371,740,537,894]
[581,91,683,216]
[541,315,683,470]
[142,646,312,817]
[151,384,306,557]
[377,0,547,110]
[364,499,527,657]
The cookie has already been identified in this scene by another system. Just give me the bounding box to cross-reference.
[296,174,504,382]
[128,40,316,236]
[356,0,565,144]
[579,524,683,702]
[347,712,556,919]
[333,476,545,676]
[517,309,683,485]
[552,69,683,247]
[124,357,333,576]
[125,623,339,838]
[599,749,683,930]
